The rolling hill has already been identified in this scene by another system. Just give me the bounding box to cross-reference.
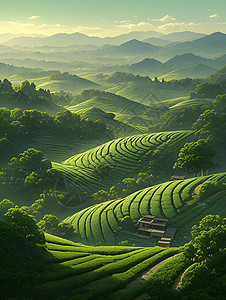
[16,232,184,299]
[9,72,100,94]
[52,130,195,199]
[159,64,217,81]
[115,39,161,56]
[0,62,39,77]
[64,172,226,245]
[128,58,163,74]
[73,107,141,136]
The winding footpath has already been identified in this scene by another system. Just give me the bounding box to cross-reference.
[110,254,178,299]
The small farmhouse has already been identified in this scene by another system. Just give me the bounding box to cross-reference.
[135,215,177,247]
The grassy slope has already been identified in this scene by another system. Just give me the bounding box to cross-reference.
[64,172,226,246]
[67,94,155,117]
[170,98,213,109]
[9,74,99,94]
[52,130,194,194]
[69,107,142,136]
[106,81,189,103]
[26,233,180,299]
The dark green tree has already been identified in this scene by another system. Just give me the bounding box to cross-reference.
[173,139,217,176]
[190,83,222,99]
[183,214,226,262]
[4,207,45,245]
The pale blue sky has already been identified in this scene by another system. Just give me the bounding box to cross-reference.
[0,0,225,36]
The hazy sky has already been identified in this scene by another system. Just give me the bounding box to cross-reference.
[1,0,226,37]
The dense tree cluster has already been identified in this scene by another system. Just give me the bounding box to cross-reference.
[0,79,53,109]
[197,180,225,201]
[150,105,210,132]
[183,214,226,261]
[180,215,226,299]
[92,172,154,203]
[190,83,223,99]
[37,214,74,240]
[0,148,60,198]
[173,139,217,176]
[192,109,226,146]
[0,107,111,161]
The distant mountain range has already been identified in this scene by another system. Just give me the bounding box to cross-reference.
[1,52,226,83]
[0,31,225,64]
[3,30,207,48]
[159,32,226,58]
[158,31,206,42]
[3,31,164,47]
[126,52,226,79]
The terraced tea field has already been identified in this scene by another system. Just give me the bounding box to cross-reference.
[64,172,226,245]
[30,233,190,299]
[30,133,106,163]
[170,98,213,109]
[52,130,194,193]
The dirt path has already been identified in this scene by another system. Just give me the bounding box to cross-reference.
[173,265,191,290]
[110,254,178,298]
[141,254,178,280]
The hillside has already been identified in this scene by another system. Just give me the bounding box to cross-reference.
[73,107,141,136]
[52,131,195,199]
[105,77,193,102]
[64,172,226,245]
[160,31,206,42]
[159,64,216,81]
[124,53,221,79]
[9,71,100,94]
[207,64,226,84]
[66,89,163,129]
[161,32,226,59]
[128,58,163,74]
[115,39,161,56]
[0,62,38,77]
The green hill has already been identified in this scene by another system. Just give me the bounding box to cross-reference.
[52,130,194,198]
[20,233,182,299]
[207,64,226,84]
[74,107,141,136]
[9,71,100,94]
[64,172,226,245]
[66,90,162,129]
[159,64,216,81]
[169,97,213,109]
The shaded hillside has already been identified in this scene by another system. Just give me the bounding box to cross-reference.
[128,58,163,74]
[207,64,226,84]
[66,88,164,124]
[161,32,226,58]
[160,31,206,42]
[115,39,161,56]
[9,71,100,94]
[159,64,216,81]
[0,62,38,77]
[104,72,202,102]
